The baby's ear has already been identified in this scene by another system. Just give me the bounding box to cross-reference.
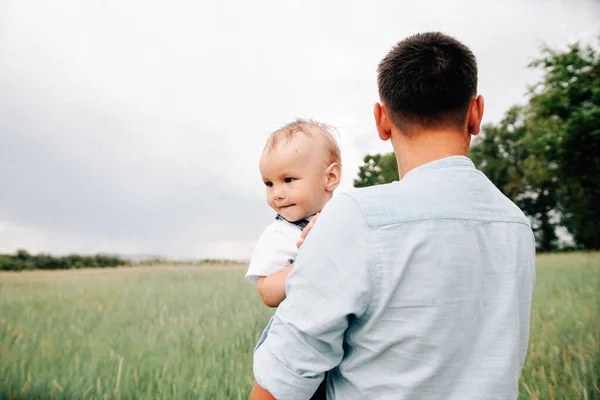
[325,162,342,192]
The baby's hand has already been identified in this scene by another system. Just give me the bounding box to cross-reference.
[296,213,319,248]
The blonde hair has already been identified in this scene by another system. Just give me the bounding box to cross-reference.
[264,118,342,167]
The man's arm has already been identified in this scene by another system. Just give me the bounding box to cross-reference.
[256,264,294,308]
[252,194,374,400]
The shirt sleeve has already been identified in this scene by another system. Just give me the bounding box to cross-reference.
[245,221,299,285]
[253,193,375,399]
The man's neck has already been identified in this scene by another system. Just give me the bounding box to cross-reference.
[392,129,470,179]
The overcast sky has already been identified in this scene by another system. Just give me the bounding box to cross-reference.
[1,0,599,260]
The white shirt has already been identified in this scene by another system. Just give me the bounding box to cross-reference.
[245,217,303,285]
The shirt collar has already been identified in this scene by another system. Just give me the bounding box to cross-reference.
[276,214,314,230]
[402,155,475,180]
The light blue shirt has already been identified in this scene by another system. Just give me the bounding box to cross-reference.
[253,156,536,399]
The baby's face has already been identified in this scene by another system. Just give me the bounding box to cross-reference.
[260,135,332,222]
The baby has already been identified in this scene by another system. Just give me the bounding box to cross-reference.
[245,119,342,308]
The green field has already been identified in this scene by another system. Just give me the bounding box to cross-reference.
[1,253,599,399]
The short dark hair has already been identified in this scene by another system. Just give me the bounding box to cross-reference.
[377,32,478,134]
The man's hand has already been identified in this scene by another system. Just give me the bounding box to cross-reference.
[296,213,319,248]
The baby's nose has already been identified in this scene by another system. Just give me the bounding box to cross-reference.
[273,187,285,200]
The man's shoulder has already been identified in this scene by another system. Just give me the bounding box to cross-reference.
[340,173,531,228]
[331,184,401,227]
[344,182,399,201]
[338,184,392,212]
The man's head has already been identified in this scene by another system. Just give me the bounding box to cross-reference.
[259,119,342,222]
[375,32,483,138]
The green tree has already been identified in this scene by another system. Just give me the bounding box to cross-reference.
[527,41,600,249]
[353,153,399,187]
[470,39,600,250]
[469,106,559,251]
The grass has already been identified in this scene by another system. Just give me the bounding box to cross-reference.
[0,253,599,399]
[518,252,600,399]
[0,266,272,399]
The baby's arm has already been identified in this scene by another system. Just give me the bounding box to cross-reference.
[256,264,294,308]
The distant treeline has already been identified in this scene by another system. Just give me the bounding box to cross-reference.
[0,250,247,271]
[137,258,247,266]
[0,250,129,271]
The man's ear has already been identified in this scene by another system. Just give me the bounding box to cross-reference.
[467,95,485,136]
[374,103,392,141]
[324,162,342,192]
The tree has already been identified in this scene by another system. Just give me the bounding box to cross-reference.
[469,106,560,251]
[353,153,399,187]
[470,39,600,250]
[527,41,600,249]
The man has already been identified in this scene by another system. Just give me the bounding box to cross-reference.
[251,32,536,400]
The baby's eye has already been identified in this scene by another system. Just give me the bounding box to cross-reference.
[284,177,296,183]
[265,181,273,187]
